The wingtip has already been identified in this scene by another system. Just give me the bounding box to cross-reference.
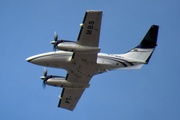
[86,10,102,13]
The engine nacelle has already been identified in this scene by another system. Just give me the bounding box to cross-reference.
[57,42,100,53]
[46,78,90,89]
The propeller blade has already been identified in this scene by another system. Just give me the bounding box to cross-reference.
[53,44,57,51]
[54,32,58,41]
[42,80,46,89]
[44,68,47,77]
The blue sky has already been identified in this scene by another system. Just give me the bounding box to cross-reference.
[1,0,180,120]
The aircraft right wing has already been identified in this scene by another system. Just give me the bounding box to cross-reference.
[71,11,103,63]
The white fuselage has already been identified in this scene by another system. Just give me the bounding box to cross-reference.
[26,51,143,75]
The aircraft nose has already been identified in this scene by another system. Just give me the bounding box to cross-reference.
[26,57,33,62]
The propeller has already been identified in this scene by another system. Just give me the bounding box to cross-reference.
[50,32,73,51]
[51,32,63,51]
[40,68,52,89]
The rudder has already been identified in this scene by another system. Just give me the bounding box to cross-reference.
[137,25,159,48]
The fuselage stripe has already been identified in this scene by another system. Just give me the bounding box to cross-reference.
[99,56,134,66]
[99,56,128,67]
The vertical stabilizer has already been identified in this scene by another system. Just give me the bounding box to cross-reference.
[123,25,159,64]
[137,25,159,48]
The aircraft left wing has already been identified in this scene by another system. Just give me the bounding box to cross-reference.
[58,88,85,111]
[58,73,92,111]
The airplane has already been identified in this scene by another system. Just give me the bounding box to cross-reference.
[26,10,159,111]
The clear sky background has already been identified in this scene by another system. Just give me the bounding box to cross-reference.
[1,0,180,120]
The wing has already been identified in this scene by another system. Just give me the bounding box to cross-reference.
[71,11,103,64]
[58,11,102,111]
[58,88,85,111]
[58,73,93,111]
[77,10,102,47]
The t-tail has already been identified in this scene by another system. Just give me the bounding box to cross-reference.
[122,25,159,64]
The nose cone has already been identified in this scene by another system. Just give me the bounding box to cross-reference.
[26,56,33,62]
[26,52,55,66]
[26,55,38,63]
[25,53,48,66]
[26,54,39,62]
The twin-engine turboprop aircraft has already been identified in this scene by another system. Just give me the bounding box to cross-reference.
[26,10,159,111]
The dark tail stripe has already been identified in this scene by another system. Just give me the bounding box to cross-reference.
[117,58,134,66]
